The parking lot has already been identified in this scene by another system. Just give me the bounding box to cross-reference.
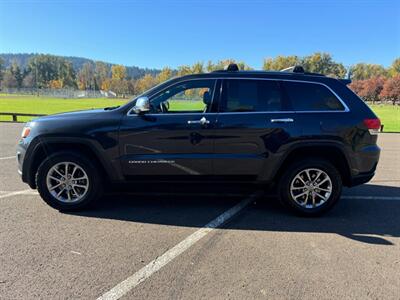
[1,122,399,299]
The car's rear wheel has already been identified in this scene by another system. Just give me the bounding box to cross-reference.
[279,159,342,216]
[36,152,103,211]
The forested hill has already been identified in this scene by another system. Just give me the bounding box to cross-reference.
[0,53,160,79]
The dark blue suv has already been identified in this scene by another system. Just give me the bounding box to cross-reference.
[17,64,381,216]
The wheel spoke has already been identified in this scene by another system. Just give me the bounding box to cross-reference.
[73,176,88,181]
[292,186,306,190]
[72,186,79,197]
[72,184,88,189]
[305,169,311,181]
[56,187,65,198]
[294,191,308,199]
[313,170,322,183]
[315,191,328,201]
[312,193,316,207]
[49,182,63,191]
[316,177,329,187]
[53,167,64,177]
[295,175,306,185]
[71,165,77,178]
[49,175,62,182]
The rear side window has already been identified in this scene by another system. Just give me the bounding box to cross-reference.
[220,79,283,112]
[283,81,345,111]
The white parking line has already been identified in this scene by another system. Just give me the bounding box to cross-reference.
[0,189,38,199]
[0,156,15,160]
[97,192,259,300]
[342,195,400,201]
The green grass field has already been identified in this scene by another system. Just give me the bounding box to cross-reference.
[0,95,399,132]
[369,104,400,132]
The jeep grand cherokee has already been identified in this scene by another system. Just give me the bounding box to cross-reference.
[16,64,381,216]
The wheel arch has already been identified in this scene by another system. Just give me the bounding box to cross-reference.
[25,137,120,188]
[272,143,352,187]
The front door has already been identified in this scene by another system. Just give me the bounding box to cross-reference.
[119,79,218,178]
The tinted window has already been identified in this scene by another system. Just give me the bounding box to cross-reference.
[284,81,344,111]
[150,80,216,113]
[221,79,283,112]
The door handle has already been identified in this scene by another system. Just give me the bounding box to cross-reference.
[188,116,210,125]
[270,118,294,123]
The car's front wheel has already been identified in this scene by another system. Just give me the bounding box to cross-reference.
[279,159,342,216]
[36,152,103,211]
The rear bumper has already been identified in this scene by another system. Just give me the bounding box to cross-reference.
[348,144,380,187]
[348,170,376,187]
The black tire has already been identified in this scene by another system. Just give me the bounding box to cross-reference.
[36,151,103,211]
[278,159,342,217]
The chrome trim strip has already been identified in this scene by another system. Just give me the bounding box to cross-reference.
[127,77,350,116]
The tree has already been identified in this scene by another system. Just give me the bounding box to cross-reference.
[95,61,109,90]
[134,74,157,94]
[361,77,386,103]
[191,62,204,74]
[205,59,251,72]
[177,65,192,77]
[101,78,112,91]
[22,73,35,88]
[0,69,17,89]
[27,54,76,88]
[380,75,400,105]
[10,62,24,88]
[57,60,76,88]
[78,62,95,90]
[0,57,4,83]
[349,80,365,97]
[388,58,400,77]
[157,67,173,83]
[127,79,136,95]
[263,55,300,71]
[302,52,346,78]
[110,78,129,97]
[48,79,63,89]
[350,63,387,80]
[111,65,126,80]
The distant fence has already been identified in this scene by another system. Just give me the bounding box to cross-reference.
[2,88,107,98]
[0,112,46,122]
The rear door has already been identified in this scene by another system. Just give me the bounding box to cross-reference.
[213,78,299,179]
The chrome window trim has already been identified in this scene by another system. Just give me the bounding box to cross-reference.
[127,77,350,116]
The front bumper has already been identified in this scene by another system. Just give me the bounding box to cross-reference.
[16,140,30,184]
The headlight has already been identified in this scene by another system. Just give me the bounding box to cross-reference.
[21,126,31,138]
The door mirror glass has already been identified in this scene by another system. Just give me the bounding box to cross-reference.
[132,97,150,114]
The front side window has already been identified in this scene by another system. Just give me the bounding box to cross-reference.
[283,81,345,111]
[220,79,283,112]
[150,80,216,114]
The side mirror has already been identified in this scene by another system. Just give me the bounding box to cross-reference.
[132,97,150,114]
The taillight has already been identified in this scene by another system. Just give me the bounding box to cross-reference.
[21,127,31,138]
[363,118,381,135]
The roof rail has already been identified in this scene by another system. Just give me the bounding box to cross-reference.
[212,63,239,73]
[280,65,326,77]
[280,65,305,73]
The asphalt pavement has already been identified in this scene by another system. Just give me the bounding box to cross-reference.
[0,123,399,299]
